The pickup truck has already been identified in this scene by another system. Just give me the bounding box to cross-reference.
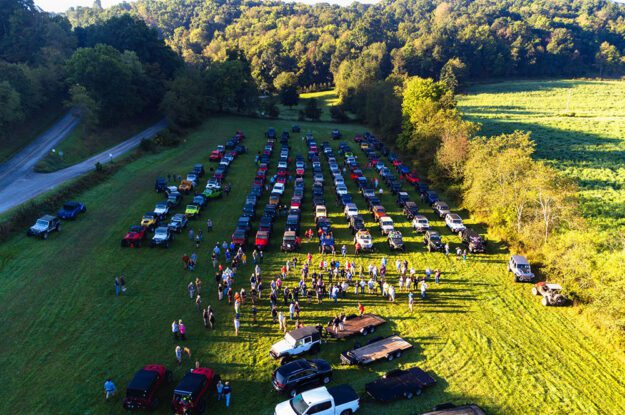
[274,385,359,415]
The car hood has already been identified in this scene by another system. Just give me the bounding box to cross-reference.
[153,234,168,240]
[274,400,297,415]
[271,339,292,356]
[30,223,47,231]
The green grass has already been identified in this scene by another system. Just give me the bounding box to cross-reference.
[34,112,162,172]
[1,114,625,415]
[458,79,625,229]
[276,90,344,122]
[0,99,67,164]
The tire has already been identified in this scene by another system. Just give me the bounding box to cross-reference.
[361,327,369,336]
[514,275,519,283]
[405,392,414,400]
[290,389,298,398]
[340,411,352,415]
[387,354,394,361]
[532,287,539,296]
[395,351,402,358]
[166,370,173,383]
[43,232,48,240]
[370,326,375,333]
[542,297,550,306]
[322,376,330,384]
[428,245,432,252]
[57,224,61,232]
[136,241,141,248]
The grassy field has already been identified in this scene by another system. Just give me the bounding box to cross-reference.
[458,79,625,229]
[1,115,625,415]
[0,100,67,164]
[276,90,343,122]
[34,113,162,172]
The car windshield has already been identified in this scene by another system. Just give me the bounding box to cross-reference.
[36,219,48,227]
[518,264,531,272]
[156,204,166,209]
[431,235,441,242]
[156,229,167,236]
[144,215,154,220]
[453,219,462,224]
[63,204,75,210]
[418,219,427,224]
[290,394,309,415]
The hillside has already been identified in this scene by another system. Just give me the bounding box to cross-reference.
[458,79,625,229]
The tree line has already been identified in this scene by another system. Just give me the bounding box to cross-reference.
[66,0,625,93]
[0,1,259,139]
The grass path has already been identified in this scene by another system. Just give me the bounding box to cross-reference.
[0,115,624,414]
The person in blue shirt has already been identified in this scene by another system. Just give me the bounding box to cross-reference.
[223,381,232,407]
[104,378,116,400]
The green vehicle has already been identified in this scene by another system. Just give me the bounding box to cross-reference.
[185,204,201,218]
[202,188,223,199]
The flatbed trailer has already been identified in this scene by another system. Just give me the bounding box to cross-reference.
[340,335,412,365]
[325,313,386,339]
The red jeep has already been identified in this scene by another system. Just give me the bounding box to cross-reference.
[121,225,147,247]
[405,172,421,184]
[209,150,222,161]
[123,364,171,410]
[255,230,270,250]
[171,367,216,414]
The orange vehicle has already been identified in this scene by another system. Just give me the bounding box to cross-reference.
[372,205,386,222]
[269,194,280,205]
[178,180,194,194]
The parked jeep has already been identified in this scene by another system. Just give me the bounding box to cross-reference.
[532,282,568,306]
[388,230,405,251]
[123,364,172,410]
[57,201,86,220]
[508,255,535,282]
[432,201,451,218]
[151,227,174,248]
[171,367,216,415]
[270,326,322,364]
[424,231,444,252]
[460,228,485,253]
[27,215,61,239]
[155,177,167,192]
[121,225,147,247]
[411,215,430,233]
[168,213,188,233]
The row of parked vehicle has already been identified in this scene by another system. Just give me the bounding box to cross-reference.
[26,201,87,239]
[357,131,568,306]
[121,132,245,248]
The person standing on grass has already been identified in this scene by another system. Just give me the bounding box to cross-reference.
[234,316,240,336]
[388,285,396,302]
[463,249,468,262]
[357,301,365,317]
[289,302,295,320]
[341,244,347,257]
[435,270,441,284]
[114,277,121,296]
[188,282,195,299]
[252,304,258,323]
[175,346,182,366]
[408,291,414,312]
[223,381,232,408]
[188,228,195,242]
[216,380,224,401]
[104,378,117,400]
[203,308,209,328]
[425,267,432,281]
[420,280,428,299]
[120,275,126,294]
[195,294,202,312]
[278,311,286,332]
[179,320,186,340]
[259,250,264,264]
[445,243,450,256]
[172,320,180,340]
[195,278,202,295]
[206,218,213,232]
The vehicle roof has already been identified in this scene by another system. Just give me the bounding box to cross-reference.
[155,227,168,232]
[300,386,329,403]
[288,326,318,339]
[511,255,530,264]
[173,213,186,219]
[389,231,402,237]
[128,369,158,392]
[546,283,563,290]
[175,372,206,396]
[39,214,56,221]
[276,359,312,376]
[284,230,296,237]
[256,230,269,237]
[414,215,428,220]
[448,213,461,219]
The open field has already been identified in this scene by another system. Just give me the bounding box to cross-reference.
[276,90,343,122]
[458,79,625,229]
[1,115,625,415]
[34,113,163,173]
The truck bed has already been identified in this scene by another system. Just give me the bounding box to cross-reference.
[341,335,412,365]
[326,314,386,339]
[328,384,359,407]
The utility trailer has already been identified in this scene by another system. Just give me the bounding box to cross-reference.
[325,314,386,339]
[340,335,412,365]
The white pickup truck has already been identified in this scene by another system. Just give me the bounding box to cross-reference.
[274,385,359,415]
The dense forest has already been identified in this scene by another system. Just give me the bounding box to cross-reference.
[66,0,625,91]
